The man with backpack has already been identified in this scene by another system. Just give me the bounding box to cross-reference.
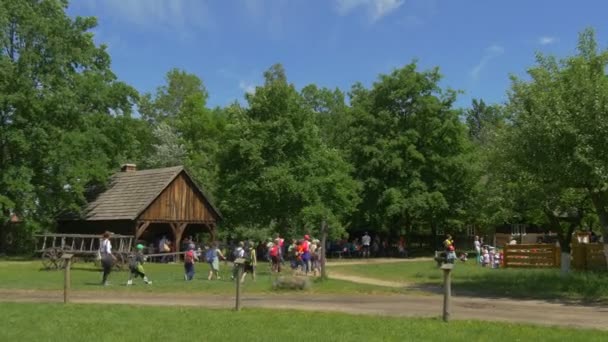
[231,241,245,280]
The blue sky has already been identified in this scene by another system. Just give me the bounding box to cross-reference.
[67,0,608,109]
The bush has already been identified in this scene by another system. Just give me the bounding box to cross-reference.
[272,276,311,291]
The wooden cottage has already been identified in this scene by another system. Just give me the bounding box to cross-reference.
[58,164,222,249]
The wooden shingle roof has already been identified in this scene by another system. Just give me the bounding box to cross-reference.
[80,165,221,221]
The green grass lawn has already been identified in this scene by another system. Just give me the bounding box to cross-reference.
[1,302,605,342]
[0,260,400,295]
[330,260,608,302]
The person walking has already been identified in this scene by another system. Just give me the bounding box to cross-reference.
[361,232,371,258]
[184,245,197,281]
[241,241,257,283]
[207,242,225,280]
[100,231,116,286]
[231,241,245,280]
[127,244,151,285]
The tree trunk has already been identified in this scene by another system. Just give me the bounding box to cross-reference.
[560,252,571,275]
[590,191,608,271]
[544,210,577,274]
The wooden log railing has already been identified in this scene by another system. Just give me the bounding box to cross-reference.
[142,251,189,263]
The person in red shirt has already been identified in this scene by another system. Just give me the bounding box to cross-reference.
[301,235,311,275]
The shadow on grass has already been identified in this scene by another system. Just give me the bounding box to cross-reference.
[418,268,608,305]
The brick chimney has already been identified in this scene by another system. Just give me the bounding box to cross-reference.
[121,163,137,172]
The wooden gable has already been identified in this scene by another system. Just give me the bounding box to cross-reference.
[137,172,218,223]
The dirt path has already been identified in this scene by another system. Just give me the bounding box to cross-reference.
[1,289,606,331]
[329,273,409,288]
[326,257,432,267]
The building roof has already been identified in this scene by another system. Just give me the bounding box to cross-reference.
[77,165,222,221]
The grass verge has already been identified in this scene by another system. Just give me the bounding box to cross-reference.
[1,302,606,342]
[330,260,608,302]
[0,260,401,295]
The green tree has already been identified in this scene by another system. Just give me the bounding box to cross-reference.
[464,99,504,143]
[300,84,352,150]
[139,68,208,125]
[217,64,360,239]
[0,0,139,241]
[505,28,608,267]
[139,69,225,198]
[147,122,186,168]
[345,63,473,241]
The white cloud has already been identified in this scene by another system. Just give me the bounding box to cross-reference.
[334,0,404,21]
[80,0,213,34]
[471,44,505,80]
[219,68,258,95]
[239,80,256,95]
[539,36,558,45]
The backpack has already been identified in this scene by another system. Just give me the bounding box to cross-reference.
[128,252,138,269]
[205,248,216,263]
[243,248,251,263]
[269,245,279,257]
[233,247,243,259]
[185,250,194,264]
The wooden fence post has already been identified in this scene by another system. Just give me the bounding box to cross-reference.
[441,263,453,322]
[61,253,74,304]
[234,258,245,311]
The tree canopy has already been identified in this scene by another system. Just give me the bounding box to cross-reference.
[2,0,608,262]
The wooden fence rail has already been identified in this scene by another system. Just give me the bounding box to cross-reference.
[572,244,606,271]
[503,244,560,268]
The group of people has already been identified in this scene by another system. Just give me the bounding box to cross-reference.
[329,233,408,258]
[99,231,153,286]
[99,230,333,286]
[474,235,502,268]
[260,234,324,276]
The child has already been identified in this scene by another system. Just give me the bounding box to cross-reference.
[459,252,468,262]
[482,248,490,267]
[493,250,501,269]
[184,246,197,281]
[241,241,257,283]
[127,244,151,285]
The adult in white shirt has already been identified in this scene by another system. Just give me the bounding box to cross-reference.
[100,231,116,286]
[474,236,481,264]
[231,241,245,280]
[361,232,371,258]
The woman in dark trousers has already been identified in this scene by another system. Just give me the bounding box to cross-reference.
[100,231,116,286]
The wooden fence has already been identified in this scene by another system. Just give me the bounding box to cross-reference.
[503,244,560,268]
[572,244,607,271]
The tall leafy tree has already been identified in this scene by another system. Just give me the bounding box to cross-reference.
[346,63,473,239]
[300,84,352,150]
[0,0,138,236]
[464,99,504,143]
[139,69,225,198]
[505,28,608,267]
[138,68,208,125]
[218,64,360,239]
